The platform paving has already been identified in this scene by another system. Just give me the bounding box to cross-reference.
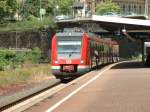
[25,61,150,112]
[54,61,150,112]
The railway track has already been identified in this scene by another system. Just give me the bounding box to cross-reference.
[0,75,84,112]
[0,78,60,112]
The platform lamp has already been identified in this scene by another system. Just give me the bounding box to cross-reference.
[122,28,136,42]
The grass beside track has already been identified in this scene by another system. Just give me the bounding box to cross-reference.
[0,64,52,87]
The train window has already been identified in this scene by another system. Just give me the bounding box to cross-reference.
[99,45,101,51]
[98,45,101,51]
[109,46,112,52]
[93,42,95,47]
[90,42,92,47]
[104,45,108,53]
[97,44,99,50]
[95,44,98,49]
[57,41,82,59]
[94,42,97,48]
[101,45,104,51]
[90,42,94,48]
[97,45,99,50]
[89,42,92,47]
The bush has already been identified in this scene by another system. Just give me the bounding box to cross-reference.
[0,49,15,70]
[24,47,42,63]
[0,48,42,71]
[27,15,38,21]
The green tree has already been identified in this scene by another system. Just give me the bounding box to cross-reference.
[26,0,40,17]
[19,0,74,20]
[23,0,57,18]
[0,0,18,23]
[45,0,74,16]
[96,0,120,15]
[57,0,73,15]
[44,0,56,16]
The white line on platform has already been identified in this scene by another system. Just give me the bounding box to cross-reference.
[45,63,118,112]
[3,61,123,112]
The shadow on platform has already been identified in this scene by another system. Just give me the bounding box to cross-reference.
[111,61,149,69]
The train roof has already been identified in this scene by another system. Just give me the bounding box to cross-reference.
[56,27,85,37]
[56,32,83,37]
[55,31,118,45]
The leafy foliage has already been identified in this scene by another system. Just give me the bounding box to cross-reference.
[0,16,55,32]
[0,0,18,23]
[0,0,73,29]
[96,0,120,15]
[0,0,74,31]
[22,0,73,17]
[57,0,73,15]
[24,47,42,63]
[26,0,40,17]
[0,48,42,71]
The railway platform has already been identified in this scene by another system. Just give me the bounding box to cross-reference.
[21,61,150,112]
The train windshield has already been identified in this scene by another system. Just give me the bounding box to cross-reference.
[57,36,82,59]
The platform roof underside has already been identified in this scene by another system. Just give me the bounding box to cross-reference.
[57,15,150,40]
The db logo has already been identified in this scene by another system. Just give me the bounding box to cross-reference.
[66,60,72,64]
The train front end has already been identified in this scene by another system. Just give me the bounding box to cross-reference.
[51,32,90,79]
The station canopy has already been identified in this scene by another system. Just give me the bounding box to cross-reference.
[56,15,150,40]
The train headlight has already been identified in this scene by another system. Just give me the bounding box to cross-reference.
[54,60,58,64]
[80,60,84,64]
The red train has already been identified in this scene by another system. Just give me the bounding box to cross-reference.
[51,29,119,81]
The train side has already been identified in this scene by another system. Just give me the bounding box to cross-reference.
[51,31,119,80]
[88,35,119,67]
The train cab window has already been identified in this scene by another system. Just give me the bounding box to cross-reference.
[57,36,82,59]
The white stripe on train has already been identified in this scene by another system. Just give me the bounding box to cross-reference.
[51,65,90,70]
